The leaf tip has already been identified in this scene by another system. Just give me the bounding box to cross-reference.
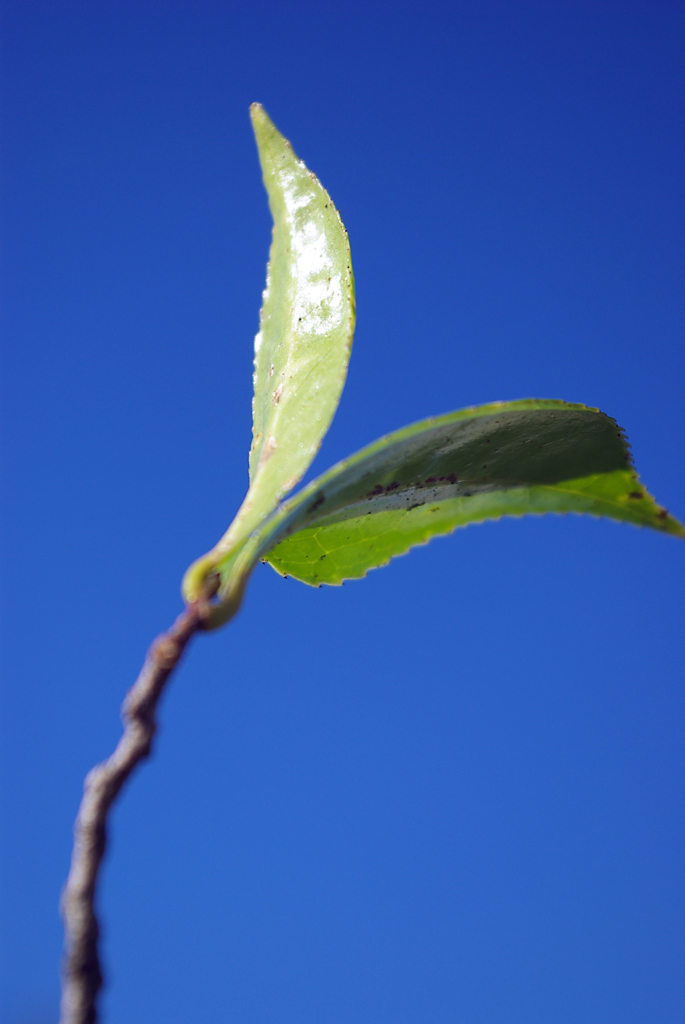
[657,510,685,538]
[249,102,272,133]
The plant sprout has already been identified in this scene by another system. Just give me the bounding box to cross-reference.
[59,104,684,1024]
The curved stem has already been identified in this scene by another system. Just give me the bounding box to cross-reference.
[59,586,218,1024]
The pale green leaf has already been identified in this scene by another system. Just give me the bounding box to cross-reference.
[182,105,355,603]
[248,104,355,505]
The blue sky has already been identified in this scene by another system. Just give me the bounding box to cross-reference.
[1,2,684,1021]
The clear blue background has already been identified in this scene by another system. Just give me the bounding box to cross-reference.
[1,3,684,1022]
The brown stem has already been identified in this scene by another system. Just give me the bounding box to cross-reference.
[59,584,218,1024]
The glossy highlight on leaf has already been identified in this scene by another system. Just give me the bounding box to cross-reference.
[182,105,355,604]
[202,401,682,615]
